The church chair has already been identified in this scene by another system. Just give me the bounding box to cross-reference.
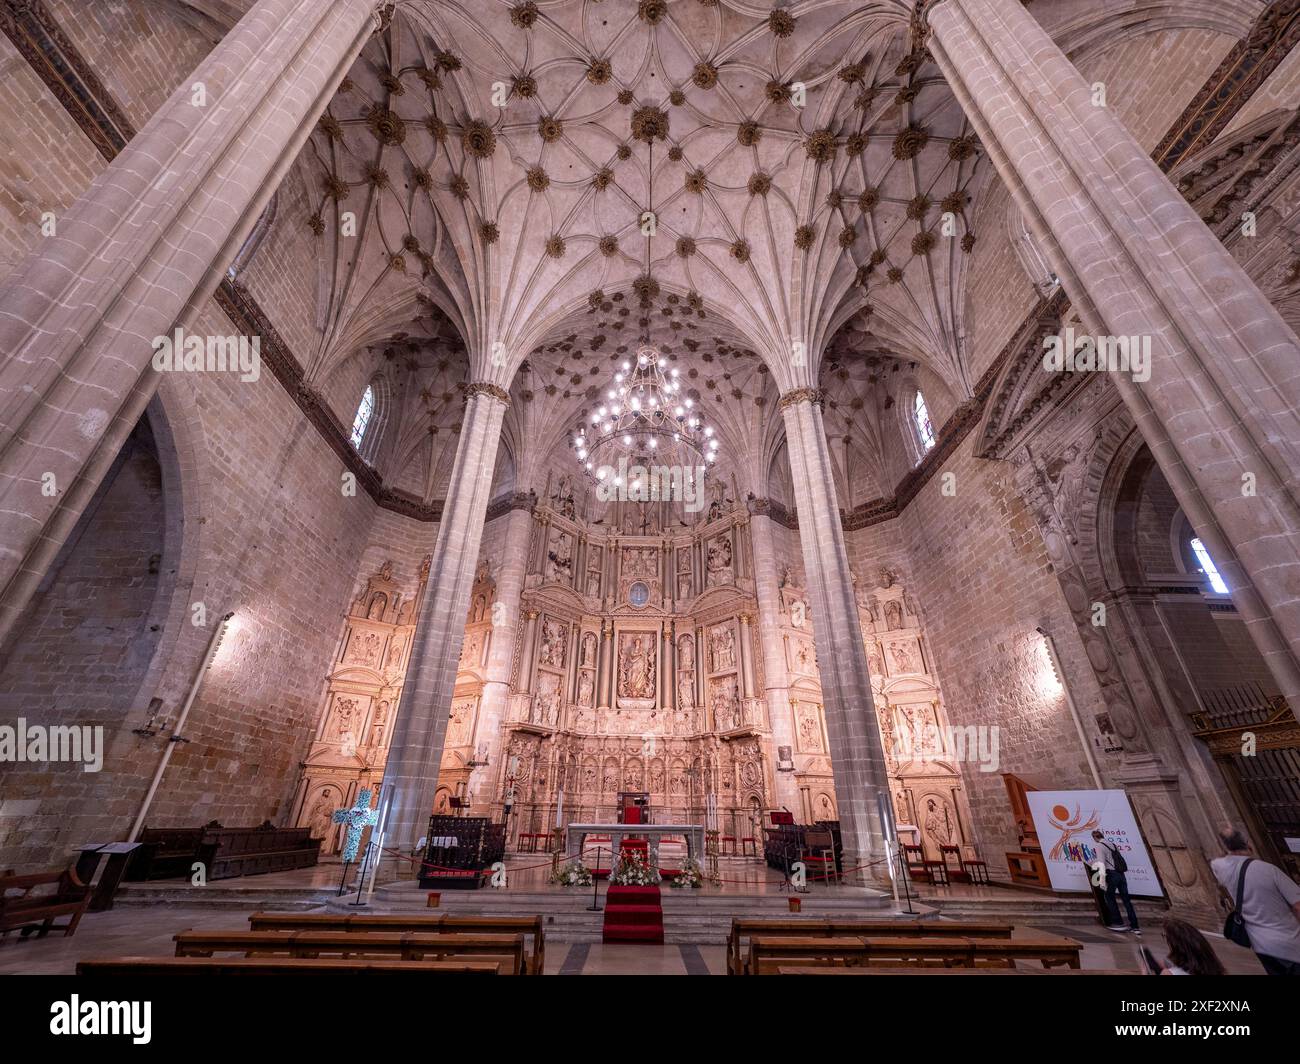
[1,868,92,941]
[798,829,839,884]
[939,845,969,883]
[740,835,758,857]
[720,835,737,856]
[78,956,503,975]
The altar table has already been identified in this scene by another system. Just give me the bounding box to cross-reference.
[564,823,705,872]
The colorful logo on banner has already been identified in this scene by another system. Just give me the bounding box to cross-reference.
[1026,790,1163,897]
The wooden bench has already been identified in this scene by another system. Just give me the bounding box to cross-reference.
[247,912,546,974]
[726,918,1014,976]
[174,929,528,975]
[129,822,321,881]
[78,956,501,976]
[1,868,92,941]
[746,933,1081,974]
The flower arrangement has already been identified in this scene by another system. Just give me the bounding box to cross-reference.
[669,858,704,889]
[609,849,660,886]
[549,861,592,887]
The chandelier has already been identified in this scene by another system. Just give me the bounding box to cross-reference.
[570,344,718,483]
[569,136,721,486]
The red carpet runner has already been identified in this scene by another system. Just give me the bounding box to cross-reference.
[601,838,664,944]
[602,884,664,944]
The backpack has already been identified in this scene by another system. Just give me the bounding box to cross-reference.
[1103,840,1127,875]
[1222,858,1254,948]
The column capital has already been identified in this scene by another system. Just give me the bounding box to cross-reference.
[466,381,511,407]
[778,387,825,411]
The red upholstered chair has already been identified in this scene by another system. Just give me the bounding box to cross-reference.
[518,832,537,853]
[740,836,758,857]
[798,830,839,884]
[720,836,737,856]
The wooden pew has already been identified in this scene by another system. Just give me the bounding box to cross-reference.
[726,918,1014,976]
[1,868,92,940]
[174,930,528,976]
[247,911,546,974]
[79,956,501,975]
[746,933,1082,974]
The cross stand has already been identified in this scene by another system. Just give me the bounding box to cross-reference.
[349,839,378,907]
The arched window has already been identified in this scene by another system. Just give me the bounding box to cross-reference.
[350,384,375,451]
[913,390,936,454]
[1189,537,1229,594]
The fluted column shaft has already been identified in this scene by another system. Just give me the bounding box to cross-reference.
[928,0,1300,705]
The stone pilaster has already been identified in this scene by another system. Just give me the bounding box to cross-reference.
[0,0,381,646]
[928,0,1300,707]
[749,512,801,814]
[381,384,509,853]
[780,390,894,880]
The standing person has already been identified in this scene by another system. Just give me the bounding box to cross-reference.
[1158,918,1225,975]
[1211,828,1300,976]
[1091,829,1141,935]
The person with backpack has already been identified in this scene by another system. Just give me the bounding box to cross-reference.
[1212,827,1300,975]
[1091,828,1141,935]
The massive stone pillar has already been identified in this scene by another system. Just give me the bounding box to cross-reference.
[381,384,510,853]
[469,501,535,810]
[780,390,894,880]
[0,0,381,647]
[927,0,1300,707]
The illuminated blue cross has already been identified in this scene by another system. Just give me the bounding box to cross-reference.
[332,788,379,863]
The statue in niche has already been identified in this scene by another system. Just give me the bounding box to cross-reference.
[603,763,618,792]
[669,768,685,795]
[328,696,359,743]
[816,794,835,821]
[624,762,643,789]
[306,787,341,842]
[677,571,691,599]
[553,473,576,519]
[884,600,904,631]
[707,477,729,521]
[710,624,735,672]
[618,635,656,701]
[586,569,601,597]
[650,763,665,792]
[779,566,804,614]
[924,797,955,850]
[577,670,594,708]
[867,642,884,677]
[1047,440,1093,543]
[547,532,573,583]
[677,671,694,710]
[582,763,597,791]
[540,619,567,668]
[397,599,414,626]
[582,633,597,667]
[385,635,405,674]
[706,536,733,586]
[367,594,387,621]
[370,700,389,747]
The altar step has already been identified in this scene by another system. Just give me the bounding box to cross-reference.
[603,885,664,944]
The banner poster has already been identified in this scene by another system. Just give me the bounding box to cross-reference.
[1026,789,1163,897]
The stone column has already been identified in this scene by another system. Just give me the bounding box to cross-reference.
[381,384,510,853]
[517,610,539,696]
[780,389,893,880]
[0,0,382,647]
[738,613,755,699]
[927,0,1300,706]
[471,502,535,806]
[749,509,805,815]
